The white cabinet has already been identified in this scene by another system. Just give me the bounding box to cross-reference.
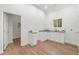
[59,33,65,43]
[66,31,79,46]
[28,32,38,46]
[39,32,65,44]
[28,31,65,46]
[50,32,64,44]
[49,32,64,44]
[39,32,47,41]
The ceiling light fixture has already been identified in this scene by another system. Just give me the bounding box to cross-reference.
[44,6,48,9]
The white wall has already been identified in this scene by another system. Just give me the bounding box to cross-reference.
[0,4,45,54]
[21,5,45,45]
[47,5,79,46]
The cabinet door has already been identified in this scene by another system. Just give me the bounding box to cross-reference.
[57,33,64,43]
[75,33,79,45]
[39,32,47,41]
[67,31,79,45]
[49,32,64,44]
[48,32,54,40]
[53,33,59,42]
[28,33,38,45]
[28,33,33,43]
[48,32,58,41]
[32,34,38,44]
[39,32,43,41]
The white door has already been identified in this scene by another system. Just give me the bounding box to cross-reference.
[3,13,9,50]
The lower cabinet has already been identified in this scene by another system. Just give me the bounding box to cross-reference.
[28,32,65,46]
[28,33,38,45]
[39,32,65,44]
[39,32,48,41]
[50,32,64,44]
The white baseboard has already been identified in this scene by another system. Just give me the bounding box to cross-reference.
[65,41,79,47]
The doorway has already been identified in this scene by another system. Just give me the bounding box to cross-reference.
[3,12,21,51]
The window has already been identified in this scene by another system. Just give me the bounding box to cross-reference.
[53,18,62,27]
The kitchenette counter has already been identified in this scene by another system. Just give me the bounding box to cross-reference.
[39,29,65,43]
[28,29,65,46]
[39,30,65,33]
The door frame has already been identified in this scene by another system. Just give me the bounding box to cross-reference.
[3,11,21,51]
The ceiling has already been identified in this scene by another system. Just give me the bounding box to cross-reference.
[33,4,77,14]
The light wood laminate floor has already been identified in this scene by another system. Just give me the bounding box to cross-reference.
[2,39,78,55]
